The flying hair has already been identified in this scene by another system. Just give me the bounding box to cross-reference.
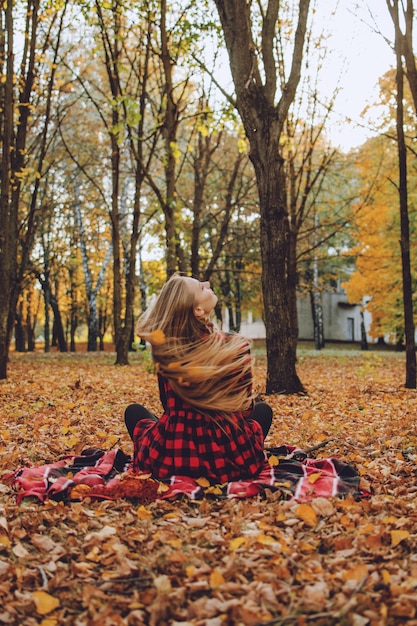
[136,274,254,415]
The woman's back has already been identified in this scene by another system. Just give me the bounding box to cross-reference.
[131,375,266,483]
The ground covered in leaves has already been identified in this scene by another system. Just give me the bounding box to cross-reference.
[0,347,416,626]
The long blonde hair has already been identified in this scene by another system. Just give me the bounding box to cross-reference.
[136,274,253,414]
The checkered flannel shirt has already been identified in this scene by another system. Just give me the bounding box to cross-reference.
[131,373,265,484]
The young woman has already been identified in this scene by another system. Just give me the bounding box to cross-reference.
[125,274,272,483]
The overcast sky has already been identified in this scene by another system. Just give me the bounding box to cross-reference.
[209,2,396,152]
[317,0,395,151]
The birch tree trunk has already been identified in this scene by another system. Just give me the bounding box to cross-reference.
[73,180,112,352]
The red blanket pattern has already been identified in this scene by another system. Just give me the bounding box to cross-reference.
[3,445,369,504]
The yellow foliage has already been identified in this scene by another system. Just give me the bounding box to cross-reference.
[296,503,318,527]
[390,529,410,547]
[31,591,60,615]
[209,569,225,589]
[229,536,247,551]
[343,134,416,339]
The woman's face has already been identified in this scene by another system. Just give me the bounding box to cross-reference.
[183,277,218,317]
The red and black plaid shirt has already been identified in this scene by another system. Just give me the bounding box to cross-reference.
[131,373,265,484]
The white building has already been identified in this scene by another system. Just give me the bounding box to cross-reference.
[225,289,371,344]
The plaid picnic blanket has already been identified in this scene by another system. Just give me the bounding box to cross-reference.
[3,445,369,504]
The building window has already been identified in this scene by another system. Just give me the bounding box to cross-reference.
[347,317,354,341]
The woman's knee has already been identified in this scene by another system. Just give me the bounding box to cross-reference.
[124,404,146,422]
[252,401,273,437]
[253,401,273,420]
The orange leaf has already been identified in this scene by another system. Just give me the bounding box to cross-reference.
[31,591,60,615]
[342,564,369,583]
[209,569,225,589]
[256,533,278,545]
[196,477,210,487]
[229,536,247,550]
[391,529,410,547]
[150,329,166,345]
[137,505,152,520]
[381,569,390,584]
[307,472,322,484]
[296,503,318,527]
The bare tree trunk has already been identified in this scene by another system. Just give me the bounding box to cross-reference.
[360,310,368,351]
[68,266,78,352]
[160,0,180,277]
[311,216,324,350]
[95,0,146,365]
[74,179,112,352]
[0,0,15,378]
[37,272,67,352]
[255,150,304,393]
[0,0,65,376]
[15,308,26,353]
[95,0,123,359]
[50,293,68,353]
[387,0,417,113]
[393,4,416,388]
[213,0,309,393]
[190,100,223,277]
[43,288,51,353]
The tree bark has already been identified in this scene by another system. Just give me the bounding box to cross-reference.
[213,0,309,393]
[392,1,416,388]
[0,0,65,376]
[49,293,68,353]
[387,0,417,114]
[74,179,112,352]
[14,310,26,353]
[160,0,180,277]
[0,0,14,378]
[95,0,150,365]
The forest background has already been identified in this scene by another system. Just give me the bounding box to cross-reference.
[0,0,416,392]
[1,2,417,624]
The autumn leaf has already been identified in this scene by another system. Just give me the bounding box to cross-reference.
[2,350,417,624]
[31,591,60,615]
[154,574,172,594]
[206,485,223,495]
[256,533,279,546]
[150,329,166,345]
[196,477,211,487]
[209,569,225,589]
[296,503,318,527]
[307,472,322,484]
[381,569,391,584]
[342,564,369,583]
[137,505,152,520]
[229,536,247,551]
[390,529,410,547]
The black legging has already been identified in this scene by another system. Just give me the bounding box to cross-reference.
[124,403,158,439]
[124,401,272,440]
[250,401,273,438]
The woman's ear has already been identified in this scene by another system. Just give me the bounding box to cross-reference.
[194,306,205,318]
